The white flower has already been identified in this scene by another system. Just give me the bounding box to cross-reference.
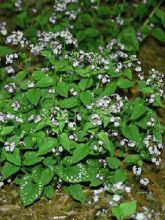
[135,66,142,72]
[48,88,55,94]
[49,14,57,24]
[27,81,34,88]
[76,114,81,121]
[5,66,14,74]
[140,178,149,186]
[135,212,147,220]
[70,88,77,96]
[110,117,115,122]
[4,142,16,152]
[11,101,20,111]
[93,145,98,151]
[113,182,123,190]
[59,146,63,152]
[69,134,74,140]
[51,147,55,153]
[147,121,152,126]
[98,140,103,145]
[6,113,15,120]
[93,195,99,202]
[133,166,142,176]
[73,61,79,67]
[112,194,121,202]
[91,114,102,126]
[114,121,120,127]
[68,121,76,128]
[34,115,41,123]
[16,116,24,123]
[125,186,131,193]
[120,140,126,146]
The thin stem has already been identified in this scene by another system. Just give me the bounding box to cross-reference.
[97,0,100,9]
[140,0,163,31]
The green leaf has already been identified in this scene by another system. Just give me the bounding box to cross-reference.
[23,151,44,166]
[140,87,153,94]
[15,71,27,83]
[98,132,114,156]
[98,6,111,16]
[35,122,46,132]
[156,9,165,28]
[84,28,100,38]
[26,88,41,106]
[153,94,163,106]
[4,148,21,166]
[56,164,89,183]
[20,174,43,206]
[152,28,165,42]
[124,68,132,80]
[117,78,134,89]
[124,154,140,164]
[131,104,147,120]
[80,90,94,106]
[118,27,139,51]
[36,76,53,87]
[65,184,86,203]
[2,162,20,180]
[106,157,120,169]
[120,201,136,218]
[112,206,123,220]
[44,185,54,199]
[78,78,93,91]
[75,67,92,77]
[16,11,27,28]
[70,144,90,164]
[56,81,69,97]
[112,169,127,183]
[102,82,117,96]
[40,166,54,186]
[32,71,43,81]
[60,97,78,109]
[112,201,136,219]
[38,138,57,155]
[59,133,71,151]
[122,124,143,147]
[0,46,13,57]
[1,126,14,136]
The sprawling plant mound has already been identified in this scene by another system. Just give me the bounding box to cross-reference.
[0,30,164,219]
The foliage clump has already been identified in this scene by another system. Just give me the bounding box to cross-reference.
[0,0,165,219]
[0,30,164,207]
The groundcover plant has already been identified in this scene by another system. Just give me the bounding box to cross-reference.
[0,0,165,220]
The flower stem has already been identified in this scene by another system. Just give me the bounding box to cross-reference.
[140,0,163,31]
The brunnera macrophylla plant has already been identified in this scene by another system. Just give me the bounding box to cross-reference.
[0,29,164,213]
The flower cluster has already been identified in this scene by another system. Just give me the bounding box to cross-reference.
[30,30,77,55]
[0,22,7,36]
[6,31,28,47]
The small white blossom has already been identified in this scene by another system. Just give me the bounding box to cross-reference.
[133,166,142,176]
[140,178,149,186]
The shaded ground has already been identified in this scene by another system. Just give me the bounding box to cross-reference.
[0,38,165,220]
